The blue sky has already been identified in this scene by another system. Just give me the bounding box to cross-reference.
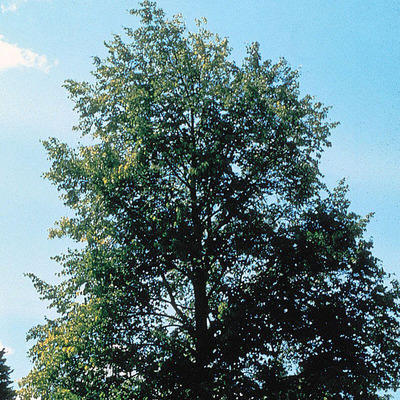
[0,0,399,396]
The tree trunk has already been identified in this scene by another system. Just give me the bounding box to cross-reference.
[193,271,210,399]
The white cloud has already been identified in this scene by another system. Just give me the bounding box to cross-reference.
[0,35,55,72]
[1,0,25,13]
[0,340,14,355]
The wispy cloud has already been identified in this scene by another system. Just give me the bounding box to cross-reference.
[0,35,56,72]
[0,340,14,355]
[1,0,26,13]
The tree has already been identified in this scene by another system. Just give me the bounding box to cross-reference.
[0,348,15,400]
[19,2,400,399]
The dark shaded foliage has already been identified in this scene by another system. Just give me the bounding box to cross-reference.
[0,348,15,400]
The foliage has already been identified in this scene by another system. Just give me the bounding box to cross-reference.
[19,2,400,399]
[0,348,15,399]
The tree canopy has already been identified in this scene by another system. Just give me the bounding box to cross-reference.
[19,2,400,399]
[0,348,15,400]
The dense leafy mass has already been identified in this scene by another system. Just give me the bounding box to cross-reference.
[0,348,15,400]
[19,2,400,399]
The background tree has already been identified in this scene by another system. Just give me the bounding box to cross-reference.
[19,2,400,399]
[0,348,15,400]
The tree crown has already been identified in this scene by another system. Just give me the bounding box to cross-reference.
[18,2,400,399]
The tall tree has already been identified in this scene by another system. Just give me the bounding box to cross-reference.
[19,2,400,399]
[0,348,15,400]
